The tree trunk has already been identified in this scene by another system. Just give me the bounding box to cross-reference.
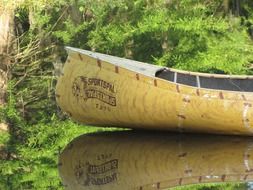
[0,7,15,131]
[223,0,230,14]
[234,0,241,16]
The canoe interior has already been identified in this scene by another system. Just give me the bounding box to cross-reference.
[156,69,253,92]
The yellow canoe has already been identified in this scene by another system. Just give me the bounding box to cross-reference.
[56,46,253,135]
[59,131,253,190]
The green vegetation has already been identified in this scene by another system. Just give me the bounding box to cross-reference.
[1,0,253,189]
[171,183,247,190]
[0,87,117,189]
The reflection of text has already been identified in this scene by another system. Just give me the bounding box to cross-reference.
[85,159,119,186]
[74,158,119,186]
[89,173,117,186]
[88,159,118,174]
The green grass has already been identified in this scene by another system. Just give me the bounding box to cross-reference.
[0,131,10,145]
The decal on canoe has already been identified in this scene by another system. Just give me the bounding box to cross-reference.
[74,159,118,186]
[72,76,116,106]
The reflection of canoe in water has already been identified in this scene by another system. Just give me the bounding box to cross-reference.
[59,131,253,190]
[56,46,253,135]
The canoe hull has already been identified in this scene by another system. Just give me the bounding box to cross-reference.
[56,48,253,135]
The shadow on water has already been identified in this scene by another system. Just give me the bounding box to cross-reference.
[58,130,253,190]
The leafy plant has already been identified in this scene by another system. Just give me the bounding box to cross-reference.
[1,0,253,190]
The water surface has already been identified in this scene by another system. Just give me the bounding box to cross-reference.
[59,131,253,190]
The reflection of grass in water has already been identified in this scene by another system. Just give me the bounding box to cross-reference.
[0,120,121,190]
[171,183,247,190]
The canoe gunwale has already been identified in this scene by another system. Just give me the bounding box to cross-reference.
[65,46,253,99]
[167,67,253,79]
[156,68,253,93]
[65,46,165,78]
[65,46,253,79]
